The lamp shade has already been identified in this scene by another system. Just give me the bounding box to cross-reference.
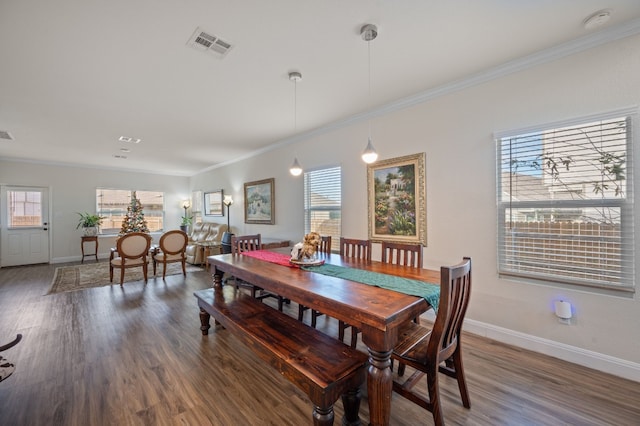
[361,138,378,164]
[223,195,233,206]
[289,157,303,176]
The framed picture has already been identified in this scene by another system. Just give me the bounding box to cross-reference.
[244,178,275,224]
[204,190,224,216]
[367,152,426,245]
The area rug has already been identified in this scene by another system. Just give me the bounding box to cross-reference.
[48,262,202,294]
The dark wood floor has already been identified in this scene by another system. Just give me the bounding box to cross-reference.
[1,262,639,425]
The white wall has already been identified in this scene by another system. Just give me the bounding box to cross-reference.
[0,161,189,262]
[191,34,640,376]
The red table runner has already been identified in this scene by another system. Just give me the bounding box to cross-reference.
[241,250,299,268]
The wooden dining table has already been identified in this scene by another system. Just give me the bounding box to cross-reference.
[207,249,440,426]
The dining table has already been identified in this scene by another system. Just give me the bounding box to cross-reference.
[207,248,440,426]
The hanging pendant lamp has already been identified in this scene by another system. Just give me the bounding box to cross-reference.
[289,71,303,176]
[361,24,378,164]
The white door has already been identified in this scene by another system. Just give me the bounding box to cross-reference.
[0,186,50,267]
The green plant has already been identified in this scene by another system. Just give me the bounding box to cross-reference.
[76,212,104,229]
[181,215,193,226]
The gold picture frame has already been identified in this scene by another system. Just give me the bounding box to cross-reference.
[367,153,426,245]
[244,178,275,225]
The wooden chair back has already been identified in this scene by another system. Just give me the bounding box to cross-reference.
[432,257,472,364]
[231,234,262,254]
[339,238,371,261]
[381,241,423,268]
[319,236,332,254]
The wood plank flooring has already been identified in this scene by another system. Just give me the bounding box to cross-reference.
[1,262,639,425]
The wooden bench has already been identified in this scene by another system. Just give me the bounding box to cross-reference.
[195,286,368,426]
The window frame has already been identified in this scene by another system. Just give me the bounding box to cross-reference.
[495,109,635,292]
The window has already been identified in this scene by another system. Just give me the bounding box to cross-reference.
[8,190,42,227]
[191,190,203,224]
[96,189,164,234]
[497,112,635,291]
[304,166,341,252]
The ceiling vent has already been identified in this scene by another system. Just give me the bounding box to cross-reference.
[187,27,233,58]
[0,130,14,141]
[118,136,141,144]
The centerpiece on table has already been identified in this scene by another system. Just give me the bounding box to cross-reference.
[290,232,324,266]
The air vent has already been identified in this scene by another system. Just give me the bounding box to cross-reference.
[187,27,233,58]
[0,130,14,140]
[118,136,141,144]
[113,154,128,159]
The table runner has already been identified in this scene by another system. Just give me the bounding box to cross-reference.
[241,250,299,268]
[301,264,440,309]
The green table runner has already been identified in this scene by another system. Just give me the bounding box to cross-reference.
[301,263,440,310]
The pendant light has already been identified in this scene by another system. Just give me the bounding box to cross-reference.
[361,24,378,164]
[289,71,303,176]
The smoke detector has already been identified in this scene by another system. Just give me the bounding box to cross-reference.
[583,9,612,30]
[187,27,234,58]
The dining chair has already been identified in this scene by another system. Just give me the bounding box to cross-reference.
[338,237,372,347]
[152,230,188,279]
[109,232,152,286]
[298,235,331,327]
[381,241,423,268]
[381,241,423,325]
[391,257,472,426]
[232,234,286,311]
[339,237,372,261]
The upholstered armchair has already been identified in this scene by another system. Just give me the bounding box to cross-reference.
[109,232,152,286]
[152,230,188,279]
[184,222,228,265]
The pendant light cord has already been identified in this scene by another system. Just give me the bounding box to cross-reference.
[294,77,298,132]
[368,38,372,139]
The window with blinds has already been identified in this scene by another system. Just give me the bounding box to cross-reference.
[96,189,164,234]
[496,112,635,291]
[304,166,341,252]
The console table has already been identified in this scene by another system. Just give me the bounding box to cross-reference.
[81,236,99,263]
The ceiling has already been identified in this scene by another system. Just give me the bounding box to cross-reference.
[2,1,640,177]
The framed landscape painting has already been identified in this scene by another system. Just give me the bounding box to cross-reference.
[244,178,275,224]
[204,190,224,216]
[367,152,426,245]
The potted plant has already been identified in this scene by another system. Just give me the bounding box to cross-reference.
[180,215,193,233]
[76,212,104,236]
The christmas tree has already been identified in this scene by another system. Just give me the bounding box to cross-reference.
[119,191,150,235]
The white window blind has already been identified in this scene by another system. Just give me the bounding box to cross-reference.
[497,113,635,291]
[304,166,341,252]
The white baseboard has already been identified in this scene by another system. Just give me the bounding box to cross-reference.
[463,318,640,383]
